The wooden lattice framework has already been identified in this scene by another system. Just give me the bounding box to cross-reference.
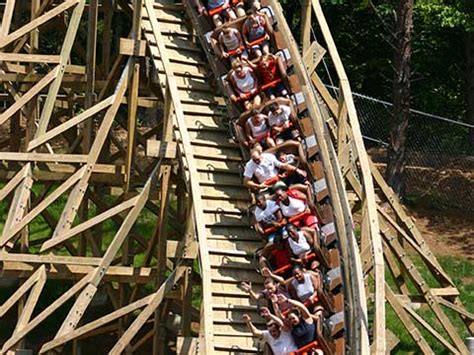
[0,0,472,354]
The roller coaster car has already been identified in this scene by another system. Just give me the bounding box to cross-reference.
[232,98,299,154]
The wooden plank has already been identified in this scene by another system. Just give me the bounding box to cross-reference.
[0,166,86,246]
[14,266,46,332]
[1,275,90,353]
[310,0,384,351]
[384,282,434,354]
[146,139,177,158]
[54,162,160,337]
[0,53,60,63]
[0,152,88,163]
[0,0,16,37]
[40,195,140,251]
[49,64,130,243]
[0,266,45,318]
[119,38,146,56]
[0,164,29,202]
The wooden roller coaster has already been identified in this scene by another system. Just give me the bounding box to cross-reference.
[0,0,472,354]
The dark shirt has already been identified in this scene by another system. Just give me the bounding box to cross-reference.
[292,320,315,348]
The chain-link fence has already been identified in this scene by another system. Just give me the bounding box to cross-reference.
[326,85,474,211]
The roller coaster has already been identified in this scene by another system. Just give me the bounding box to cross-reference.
[0,0,472,354]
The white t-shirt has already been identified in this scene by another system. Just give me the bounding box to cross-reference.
[268,105,291,127]
[279,195,306,217]
[262,329,298,354]
[288,231,311,256]
[255,199,280,224]
[243,153,282,183]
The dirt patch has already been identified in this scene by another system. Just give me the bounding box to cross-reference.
[407,206,474,260]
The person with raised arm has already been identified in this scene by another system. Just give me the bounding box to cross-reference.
[240,274,292,312]
[242,312,297,354]
[274,294,318,349]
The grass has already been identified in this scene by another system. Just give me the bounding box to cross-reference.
[385,254,474,354]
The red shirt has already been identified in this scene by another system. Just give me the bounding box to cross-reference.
[258,59,278,84]
[271,247,291,269]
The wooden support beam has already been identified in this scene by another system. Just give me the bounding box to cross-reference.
[110,266,187,354]
[34,0,86,137]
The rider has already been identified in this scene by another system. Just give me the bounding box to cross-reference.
[216,23,248,62]
[245,54,288,99]
[253,193,284,242]
[245,109,275,149]
[243,149,305,190]
[267,101,295,143]
[194,0,237,27]
[227,59,261,111]
[242,9,273,57]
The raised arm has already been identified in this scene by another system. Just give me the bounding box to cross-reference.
[261,267,285,284]
[240,281,261,302]
[278,294,313,323]
[243,314,263,338]
[260,306,285,329]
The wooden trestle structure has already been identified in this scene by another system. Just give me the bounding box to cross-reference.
[0,0,472,354]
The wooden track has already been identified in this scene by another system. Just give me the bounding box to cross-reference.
[142,1,264,352]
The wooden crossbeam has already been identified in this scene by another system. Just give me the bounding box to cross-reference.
[109,265,187,354]
[0,166,86,247]
[0,65,59,126]
[40,194,140,251]
[35,0,86,137]
[0,0,80,48]
[1,275,90,352]
[53,160,160,338]
[0,266,45,318]
[28,95,116,150]
[49,64,129,244]
[0,53,61,63]
[0,152,88,163]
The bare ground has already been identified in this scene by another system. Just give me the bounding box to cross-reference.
[407,206,474,260]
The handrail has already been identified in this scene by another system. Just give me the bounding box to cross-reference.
[310,0,385,352]
[143,0,214,353]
